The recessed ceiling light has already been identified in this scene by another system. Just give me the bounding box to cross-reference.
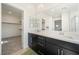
[8,11,12,14]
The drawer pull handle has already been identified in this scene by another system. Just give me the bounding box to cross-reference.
[61,50,64,55]
[58,49,60,55]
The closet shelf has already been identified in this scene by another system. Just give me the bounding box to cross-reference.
[2,22,21,25]
[18,28,22,30]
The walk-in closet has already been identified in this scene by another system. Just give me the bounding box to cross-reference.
[1,4,23,55]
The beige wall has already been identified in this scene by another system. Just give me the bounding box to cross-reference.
[8,3,36,49]
[2,13,21,38]
[0,3,1,55]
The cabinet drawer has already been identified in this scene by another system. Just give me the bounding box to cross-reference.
[38,39,45,43]
[61,42,79,54]
[46,37,65,47]
[37,42,45,47]
[62,49,79,55]
[37,36,45,47]
[38,36,45,40]
[46,37,79,54]
[45,43,61,55]
[37,45,46,55]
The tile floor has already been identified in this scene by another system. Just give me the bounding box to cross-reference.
[22,48,37,55]
[2,36,22,55]
[12,48,38,55]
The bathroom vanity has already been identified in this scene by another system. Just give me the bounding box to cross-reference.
[28,32,79,55]
[28,3,79,55]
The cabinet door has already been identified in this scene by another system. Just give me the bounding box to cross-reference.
[32,35,37,47]
[36,45,46,55]
[28,33,32,48]
[31,34,38,51]
[62,49,79,55]
[28,34,38,50]
[46,43,61,55]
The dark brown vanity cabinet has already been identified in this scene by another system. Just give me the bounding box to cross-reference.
[28,33,38,51]
[28,33,46,54]
[28,33,79,55]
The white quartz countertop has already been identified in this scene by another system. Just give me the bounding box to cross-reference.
[29,31,79,45]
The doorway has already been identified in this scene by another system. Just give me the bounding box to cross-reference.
[1,3,23,55]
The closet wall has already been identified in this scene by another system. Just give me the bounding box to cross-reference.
[2,13,21,38]
[2,4,22,39]
[0,3,1,55]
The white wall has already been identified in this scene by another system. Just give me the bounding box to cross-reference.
[62,12,70,32]
[34,13,53,31]
[69,10,79,32]
[76,16,79,32]
[33,13,62,32]
[34,8,79,40]
[62,7,79,32]
[46,17,52,31]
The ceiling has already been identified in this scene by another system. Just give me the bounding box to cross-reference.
[32,3,79,17]
[2,3,79,18]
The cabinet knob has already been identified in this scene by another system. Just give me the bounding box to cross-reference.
[61,50,64,55]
